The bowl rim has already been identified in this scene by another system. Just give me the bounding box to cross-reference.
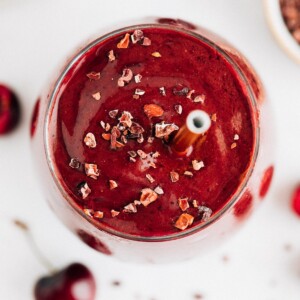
[263,0,300,64]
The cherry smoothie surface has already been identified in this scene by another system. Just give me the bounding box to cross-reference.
[50,27,255,237]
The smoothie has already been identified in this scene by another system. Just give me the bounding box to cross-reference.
[49,27,254,237]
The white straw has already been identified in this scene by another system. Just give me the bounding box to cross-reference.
[186,110,211,135]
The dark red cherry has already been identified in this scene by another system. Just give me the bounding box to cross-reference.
[0,84,21,135]
[34,263,96,300]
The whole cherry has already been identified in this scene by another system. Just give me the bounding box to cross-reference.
[13,220,96,300]
[34,263,96,300]
[0,84,21,134]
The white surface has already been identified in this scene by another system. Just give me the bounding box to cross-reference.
[264,0,300,64]
[0,0,300,299]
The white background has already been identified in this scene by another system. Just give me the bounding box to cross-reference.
[0,0,300,299]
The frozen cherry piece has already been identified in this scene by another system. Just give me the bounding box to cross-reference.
[291,185,300,217]
[0,84,21,135]
[34,263,96,300]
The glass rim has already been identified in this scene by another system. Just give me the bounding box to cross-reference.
[44,22,260,242]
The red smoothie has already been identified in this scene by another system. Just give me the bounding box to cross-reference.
[50,27,254,237]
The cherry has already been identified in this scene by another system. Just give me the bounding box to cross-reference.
[0,84,21,134]
[13,220,96,300]
[291,185,300,217]
[34,263,96,300]
[30,98,40,138]
[233,190,253,219]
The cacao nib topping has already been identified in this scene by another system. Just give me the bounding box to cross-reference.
[170,171,179,183]
[184,171,193,177]
[110,126,121,149]
[144,104,164,118]
[83,208,94,217]
[155,122,179,138]
[186,89,195,99]
[77,182,91,199]
[231,142,237,149]
[117,33,130,48]
[140,188,158,207]
[192,200,199,208]
[152,52,162,58]
[174,104,182,114]
[94,211,104,219]
[192,160,204,171]
[234,134,240,140]
[135,88,145,96]
[69,158,81,169]
[123,203,137,213]
[194,94,205,103]
[142,37,152,46]
[109,180,118,190]
[84,163,100,180]
[92,92,101,100]
[128,150,137,158]
[129,122,144,134]
[175,213,194,230]
[109,109,119,119]
[146,174,155,183]
[118,111,133,128]
[84,132,97,148]
[178,197,190,211]
[211,113,217,122]
[134,74,142,83]
[118,68,133,87]
[154,186,164,195]
[159,87,166,96]
[108,50,116,62]
[111,210,120,217]
[198,206,212,221]
[173,86,189,96]
[131,30,144,44]
[86,72,100,80]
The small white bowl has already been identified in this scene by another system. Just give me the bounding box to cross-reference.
[264,0,300,64]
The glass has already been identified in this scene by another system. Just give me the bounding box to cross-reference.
[31,18,274,263]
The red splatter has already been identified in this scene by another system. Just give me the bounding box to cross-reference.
[77,229,112,255]
[291,185,300,217]
[30,98,40,138]
[259,166,274,198]
[234,190,253,219]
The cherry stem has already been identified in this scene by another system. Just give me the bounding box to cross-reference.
[13,219,57,274]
